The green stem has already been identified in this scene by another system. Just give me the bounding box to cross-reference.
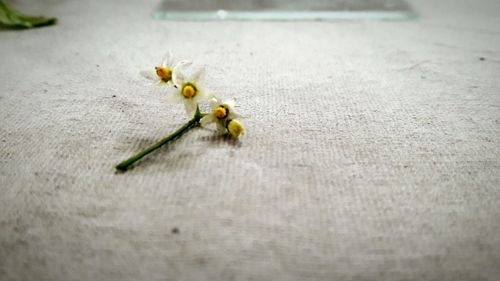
[116,108,203,171]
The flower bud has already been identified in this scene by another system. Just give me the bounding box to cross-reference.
[227,119,244,138]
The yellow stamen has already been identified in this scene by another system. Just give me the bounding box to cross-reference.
[155,66,172,82]
[182,84,197,98]
[213,106,228,119]
[227,120,244,138]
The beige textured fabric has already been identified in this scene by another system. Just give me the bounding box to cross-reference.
[1,0,499,280]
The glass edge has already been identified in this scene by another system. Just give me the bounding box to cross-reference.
[153,11,418,21]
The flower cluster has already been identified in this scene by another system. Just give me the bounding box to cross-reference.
[140,51,245,137]
[115,52,247,171]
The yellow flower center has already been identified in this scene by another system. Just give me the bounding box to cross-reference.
[213,106,228,119]
[181,83,197,98]
[227,120,244,137]
[155,66,172,82]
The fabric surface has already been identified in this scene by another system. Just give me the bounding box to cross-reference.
[1,0,499,280]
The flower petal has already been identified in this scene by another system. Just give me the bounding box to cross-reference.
[140,70,158,81]
[193,88,210,103]
[224,99,235,108]
[229,111,244,119]
[200,115,216,126]
[162,87,182,104]
[190,66,206,86]
[161,51,173,67]
[205,91,215,100]
[173,69,186,86]
[174,60,192,70]
[209,97,220,110]
[183,100,198,118]
[229,105,248,119]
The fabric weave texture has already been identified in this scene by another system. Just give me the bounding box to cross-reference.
[0,0,499,280]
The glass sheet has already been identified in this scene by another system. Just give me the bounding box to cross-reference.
[154,0,415,21]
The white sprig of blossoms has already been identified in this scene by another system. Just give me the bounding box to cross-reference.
[116,52,246,171]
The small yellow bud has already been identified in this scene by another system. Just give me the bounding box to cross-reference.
[227,120,244,138]
[155,66,172,82]
[182,84,197,98]
[213,106,228,119]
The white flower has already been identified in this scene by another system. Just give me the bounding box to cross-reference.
[163,66,211,118]
[139,51,190,87]
[200,97,243,133]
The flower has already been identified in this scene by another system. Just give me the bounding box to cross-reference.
[200,97,243,133]
[139,51,190,87]
[163,65,211,118]
[227,119,244,138]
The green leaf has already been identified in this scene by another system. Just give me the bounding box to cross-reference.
[0,0,56,29]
